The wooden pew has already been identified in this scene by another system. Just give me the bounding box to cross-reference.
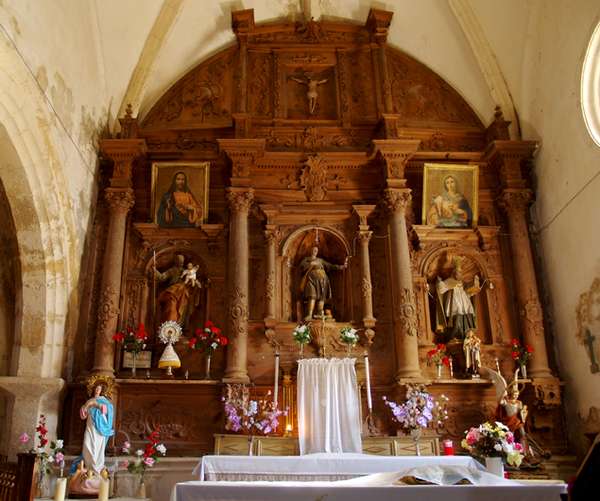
[0,453,35,501]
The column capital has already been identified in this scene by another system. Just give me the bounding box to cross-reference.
[353,204,376,229]
[264,228,281,245]
[226,187,255,214]
[104,187,135,213]
[366,8,393,43]
[100,138,147,188]
[498,189,533,214]
[372,139,420,187]
[382,188,412,214]
[357,231,373,244]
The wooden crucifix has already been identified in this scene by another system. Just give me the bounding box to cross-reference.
[583,328,599,373]
[290,73,328,114]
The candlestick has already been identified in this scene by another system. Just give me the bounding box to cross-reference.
[273,350,280,407]
[97,476,109,501]
[285,423,293,437]
[53,477,67,501]
[364,352,373,411]
[495,357,501,374]
[449,357,454,379]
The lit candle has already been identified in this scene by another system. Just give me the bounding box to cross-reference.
[273,350,280,407]
[97,476,109,501]
[53,477,67,501]
[449,357,454,379]
[285,423,293,436]
[364,352,373,411]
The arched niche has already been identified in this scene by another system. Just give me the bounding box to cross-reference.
[421,248,493,345]
[281,225,351,323]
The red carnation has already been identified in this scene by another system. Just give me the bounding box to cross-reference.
[526,345,534,353]
[219,336,228,346]
[195,328,202,336]
[188,338,197,349]
[205,320,215,329]
[113,332,125,342]
[511,352,519,360]
[427,349,437,358]
[40,438,48,447]
[511,338,520,346]
[437,343,446,351]
[442,356,450,367]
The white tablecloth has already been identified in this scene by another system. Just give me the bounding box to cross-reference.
[195,453,484,481]
[174,481,566,501]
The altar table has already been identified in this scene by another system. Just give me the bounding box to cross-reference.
[174,481,566,501]
[195,453,483,481]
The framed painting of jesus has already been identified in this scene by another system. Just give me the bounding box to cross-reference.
[422,163,479,228]
[151,162,210,228]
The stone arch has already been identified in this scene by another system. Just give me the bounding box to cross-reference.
[0,33,77,379]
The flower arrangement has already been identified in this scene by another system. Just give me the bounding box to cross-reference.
[382,385,449,434]
[292,324,311,345]
[511,338,533,366]
[461,421,524,467]
[188,320,228,354]
[427,343,450,367]
[20,415,66,480]
[340,326,359,346]
[120,430,167,482]
[113,322,148,354]
[223,385,286,436]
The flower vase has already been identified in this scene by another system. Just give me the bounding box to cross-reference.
[204,353,212,379]
[247,435,254,456]
[136,477,146,498]
[436,364,442,379]
[519,363,527,379]
[35,470,50,498]
[346,344,352,357]
[299,343,304,358]
[485,456,504,477]
[410,428,422,456]
[131,351,137,378]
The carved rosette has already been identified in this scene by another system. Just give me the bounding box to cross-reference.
[396,288,418,337]
[226,188,254,214]
[521,297,544,337]
[97,285,119,334]
[361,277,373,300]
[382,188,411,214]
[105,188,135,213]
[229,286,248,337]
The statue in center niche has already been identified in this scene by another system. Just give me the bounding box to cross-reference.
[434,256,482,341]
[153,254,204,329]
[299,246,348,321]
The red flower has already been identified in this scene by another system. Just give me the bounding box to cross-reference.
[148,430,160,444]
[427,349,437,358]
[188,338,197,349]
[442,356,450,367]
[195,328,202,336]
[511,352,519,360]
[212,326,222,336]
[40,438,48,447]
[437,343,446,351]
[526,345,534,353]
[219,336,228,346]
[205,320,215,330]
[511,338,520,346]
[113,332,125,342]
[135,323,147,340]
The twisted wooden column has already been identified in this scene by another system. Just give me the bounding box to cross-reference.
[384,188,421,380]
[224,187,254,383]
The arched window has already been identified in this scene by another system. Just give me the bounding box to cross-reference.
[582,21,600,147]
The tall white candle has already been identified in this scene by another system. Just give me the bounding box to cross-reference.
[53,477,67,501]
[273,351,280,407]
[364,352,373,411]
[97,477,109,501]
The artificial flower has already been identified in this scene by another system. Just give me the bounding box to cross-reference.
[19,432,30,444]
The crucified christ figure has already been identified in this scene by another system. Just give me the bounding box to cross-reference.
[290,74,328,114]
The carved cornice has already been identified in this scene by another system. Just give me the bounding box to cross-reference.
[366,8,393,43]
[382,188,412,214]
[226,187,255,213]
[104,188,135,213]
[100,138,147,188]
[218,139,265,184]
[483,140,538,189]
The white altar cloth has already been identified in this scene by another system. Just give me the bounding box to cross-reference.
[174,480,566,501]
[195,453,484,481]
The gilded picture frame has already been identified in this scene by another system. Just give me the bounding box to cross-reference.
[151,162,210,228]
[422,163,478,228]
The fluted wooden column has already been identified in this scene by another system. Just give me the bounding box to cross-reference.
[353,205,376,345]
[500,189,552,378]
[384,188,421,380]
[224,187,254,383]
[93,139,146,375]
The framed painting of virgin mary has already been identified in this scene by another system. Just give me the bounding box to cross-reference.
[151,162,210,228]
[422,163,478,228]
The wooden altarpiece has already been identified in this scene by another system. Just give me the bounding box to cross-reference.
[61,9,566,458]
